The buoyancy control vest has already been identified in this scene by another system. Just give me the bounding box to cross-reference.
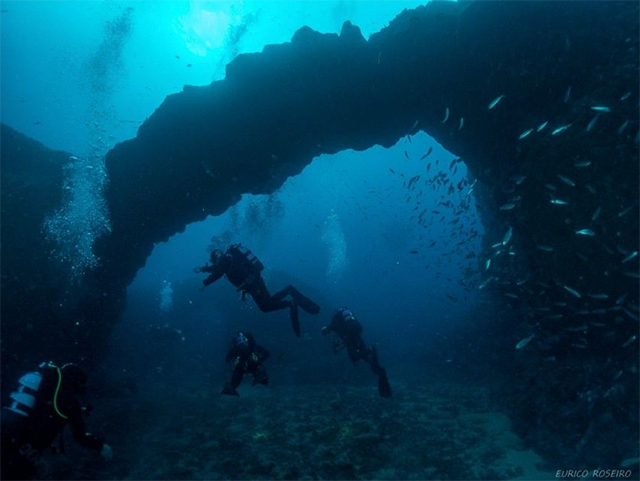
[227,244,264,275]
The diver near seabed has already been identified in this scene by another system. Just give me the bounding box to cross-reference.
[1,362,112,480]
[322,308,393,398]
[222,332,270,396]
[195,243,321,337]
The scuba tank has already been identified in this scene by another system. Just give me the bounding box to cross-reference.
[7,371,43,417]
[229,244,264,274]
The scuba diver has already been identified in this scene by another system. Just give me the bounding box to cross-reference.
[322,308,392,398]
[221,332,270,396]
[195,243,321,337]
[1,362,112,480]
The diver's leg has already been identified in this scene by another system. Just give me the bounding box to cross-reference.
[250,280,303,336]
[252,365,269,386]
[364,345,392,398]
[250,278,291,312]
[222,362,244,396]
[281,286,321,314]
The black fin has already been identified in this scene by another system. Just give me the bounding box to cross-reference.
[221,383,239,396]
[291,288,320,315]
[377,369,392,398]
[290,303,301,337]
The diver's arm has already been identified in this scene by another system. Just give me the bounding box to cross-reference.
[67,399,104,451]
[203,270,224,287]
[199,259,226,288]
[256,345,270,363]
[225,346,238,363]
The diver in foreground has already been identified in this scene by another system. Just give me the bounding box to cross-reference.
[1,362,112,480]
[222,332,270,396]
[195,243,321,337]
[322,308,392,398]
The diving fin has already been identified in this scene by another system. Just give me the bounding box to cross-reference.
[377,369,392,398]
[290,303,301,337]
[221,382,239,397]
[291,290,321,315]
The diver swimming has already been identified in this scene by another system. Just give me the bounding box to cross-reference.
[322,308,392,398]
[221,332,271,396]
[1,362,112,480]
[195,243,321,337]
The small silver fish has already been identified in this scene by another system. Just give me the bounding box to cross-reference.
[623,272,640,279]
[622,251,638,263]
[618,120,629,134]
[536,121,548,132]
[618,205,633,217]
[442,108,450,123]
[505,293,518,299]
[478,277,494,290]
[622,309,639,321]
[548,314,563,319]
[588,294,609,300]
[575,229,595,236]
[563,87,571,103]
[545,184,557,191]
[552,124,571,135]
[591,207,602,221]
[518,129,533,140]
[622,335,637,348]
[515,334,534,350]
[537,245,554,252]
[591,106,611,112]
[488,95,505,109]
[563,285,581,298]
[411,119,419,131]
[586,114,600,132]
[574,161,591,168]
[485,259,491,270]
[620,91,632,101]
[502,227,513,246]
[557,174,576,187]
[512,175,527,185]
[500,203,516,211]
[491,242,503,249]
[458,117,464,130]
[553,302,567,307]
[616,293,628,305]
[585,184,597,194]
[550,199,568,205]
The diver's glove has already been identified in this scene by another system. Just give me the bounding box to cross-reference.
[100,443,113,461]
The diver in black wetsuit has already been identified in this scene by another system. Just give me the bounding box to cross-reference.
[322,308,392,398]
[1,362,112,480]
[195,243,321,337]
[221,332,270,396]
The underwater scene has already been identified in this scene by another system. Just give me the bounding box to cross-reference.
[1,1,639,480]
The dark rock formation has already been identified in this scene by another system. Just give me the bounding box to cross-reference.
[2,0,638,468]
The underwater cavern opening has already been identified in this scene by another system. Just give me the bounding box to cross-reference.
[113,132,491,390]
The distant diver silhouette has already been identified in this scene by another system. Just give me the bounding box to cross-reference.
[322,307,392,398]
[221,332,270,396]
[195,243,321,337]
